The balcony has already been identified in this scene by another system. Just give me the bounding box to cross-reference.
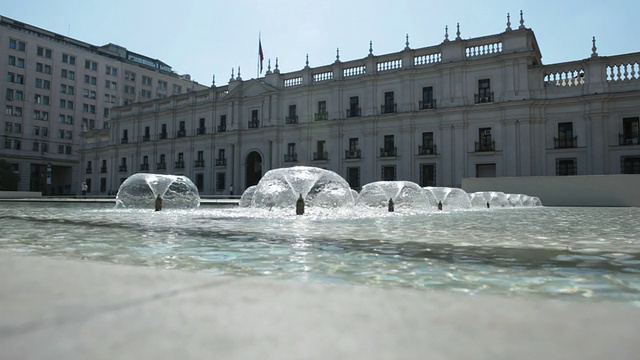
[381,104,397,114]
[379,147,397,157]
[141,135,150,142]
[248,120,259,128]
[176,130,187,138]
[313,151,328,161]
[196,127,206,135]
[118,165,127,172]
[475,140,495,152]
[418,144,438,155]
[159,132,168,140]
[285,116,298,124]
[156,162,166,170]
[619,132,639,146]
[120,137,128,144]
[345,149,361,159]
[140,163,149,171]
[100,167,107,173]
[194,160,205,168]
[284,154,298,162]
[315,112,329,121]
[85,168,92,174]
[175,161,185,169]
[419,100,437,110]
[215,158,227,166]
[554,136,577,149]
[217,125,226,132]
[474,92,494,104]
[346,108,361,117]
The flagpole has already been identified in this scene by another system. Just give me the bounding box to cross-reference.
[257,32,261,78]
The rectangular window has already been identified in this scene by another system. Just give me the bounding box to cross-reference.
[476,163,497,177]
[556,122,575,148]
[383,92,395,113]
[421,86,434,109]
[348,96,360,117]
[142,75,152,86]
[477,127,494,151]
[382,135,396,156]
[621,156,640,174]
[381,165,396,181]
[158,80,167,90]
[216,173,226,191]
[477,79,492,103]
[621,117,639,145]
[419,164,436,186]
[556,158,577,176]
[420,132,435,155]
[346,167,361,189]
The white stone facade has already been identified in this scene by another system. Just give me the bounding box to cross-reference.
[80,24,640,195]
[0,16,207,194]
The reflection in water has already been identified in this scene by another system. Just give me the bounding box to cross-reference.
[0,202,639,303]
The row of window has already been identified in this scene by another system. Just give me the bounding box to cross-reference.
[3,124,50,136]
[3,138,71,155]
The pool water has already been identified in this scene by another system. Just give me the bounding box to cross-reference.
[1,202,639,303]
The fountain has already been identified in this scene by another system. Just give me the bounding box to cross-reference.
[115,173,200,210]
[3,166,638,304]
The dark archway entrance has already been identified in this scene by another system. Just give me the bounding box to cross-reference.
[245,151,263,188]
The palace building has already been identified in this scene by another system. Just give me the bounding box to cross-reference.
[0,16,207,194]
[79,15,640,196]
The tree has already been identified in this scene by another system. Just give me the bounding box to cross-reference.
[0,159,20,191]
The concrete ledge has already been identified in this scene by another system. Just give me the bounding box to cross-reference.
[463,174,640,207]
[0,252,638,360]
[0,191,42,199]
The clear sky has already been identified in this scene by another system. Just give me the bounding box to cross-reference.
[2,0,638,86]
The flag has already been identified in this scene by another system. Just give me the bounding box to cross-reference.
[258,37,264,73]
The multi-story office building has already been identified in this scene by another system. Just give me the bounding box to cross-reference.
[0,16,207,194]
[81,17,640,196]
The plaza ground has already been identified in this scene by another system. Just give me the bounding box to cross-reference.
[1,251,638,360]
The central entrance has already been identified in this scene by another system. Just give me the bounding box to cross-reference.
[245,151,263,188]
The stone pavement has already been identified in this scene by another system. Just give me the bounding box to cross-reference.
[1,252,638,360]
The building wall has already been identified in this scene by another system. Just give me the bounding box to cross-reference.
[0,16,207,194]
[79,26,640,196]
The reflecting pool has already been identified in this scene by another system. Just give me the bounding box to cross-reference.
[1,202,639,304]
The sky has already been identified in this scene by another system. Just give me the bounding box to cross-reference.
[2,0,638,86]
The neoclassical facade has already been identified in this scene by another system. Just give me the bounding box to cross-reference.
[80,19,640,195]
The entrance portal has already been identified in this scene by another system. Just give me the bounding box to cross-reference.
[245,151,263,188]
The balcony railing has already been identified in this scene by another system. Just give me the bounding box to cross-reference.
[156,162,166,170]
[118,165,127,172]
[345,149,361,159]
[120,137,128,144]
[418,144,438,155]
[85,168,92,174]
[474,92,494,104]
[475,140,495,152]
[140,163,149,171]
[194,160,205,168]
[175,161,185,169]
[381,104,397,114]
[141,135,150,142]
[619,132,639,145]
[554,136,577,149]
[315,112,328,121]
[284,154,298,162]
[100,167,108,173]
[217,125,226,132]
[196,127,206,135]
[419,100,437,110]
[285,116,298,124]
[248,120,259,128]
[346,108,361,117]
[176,130,187,138]
[215,158,227,166]
[159,132,168,140]
[379,147,397,157]
[313,151,328,161]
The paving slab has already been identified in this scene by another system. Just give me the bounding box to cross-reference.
[0,252,638,360]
